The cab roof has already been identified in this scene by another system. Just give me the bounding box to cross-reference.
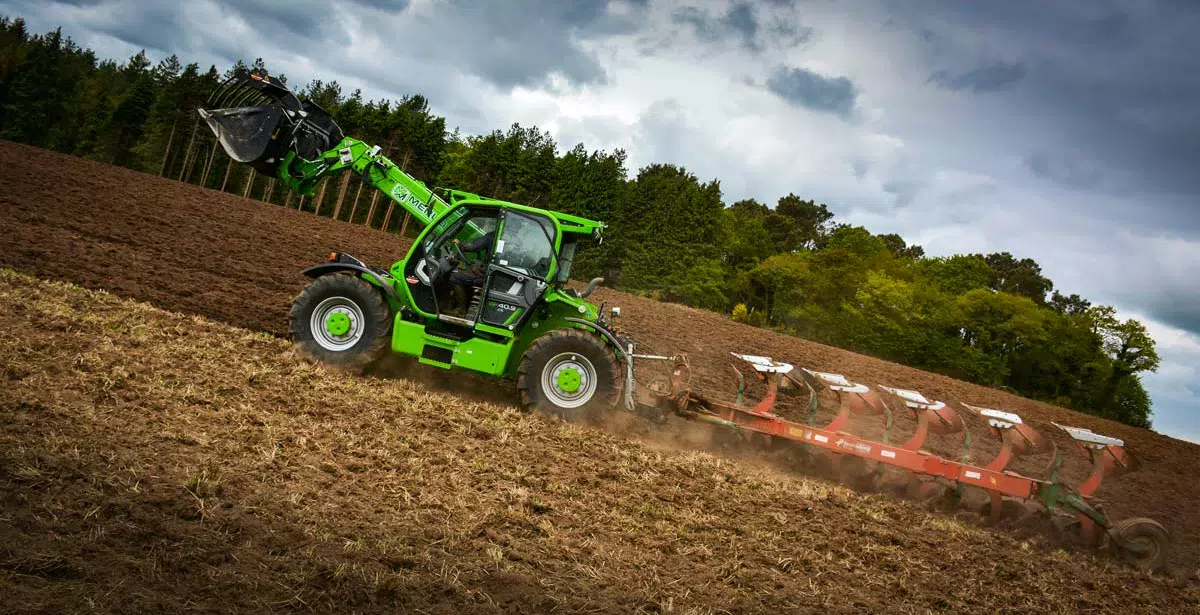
[445,189,605,238]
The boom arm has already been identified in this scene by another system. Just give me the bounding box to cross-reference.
[273,137,449,230]
[198,71,466,237]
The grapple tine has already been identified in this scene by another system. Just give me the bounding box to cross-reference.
[205,75,240,107]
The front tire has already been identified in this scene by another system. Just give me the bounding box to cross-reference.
[289,273,392,371]
[517,329,620,421]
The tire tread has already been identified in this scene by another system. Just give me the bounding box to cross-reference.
[288,273,392,372]
[516,328,620,419]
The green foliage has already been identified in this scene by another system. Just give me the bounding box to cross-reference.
[825,225,890,259]
[983,251,1054,304]
[920,254,992,296]
[0,14,1162,428]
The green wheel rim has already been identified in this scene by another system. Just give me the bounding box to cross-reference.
[556,367,582,393]
[309,296,365,351]
[325,312,351,336]
[541,352,598,409]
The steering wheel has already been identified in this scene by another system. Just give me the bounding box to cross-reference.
[414,258,432,286]
[449,239,467,264]
[414,240,471,288]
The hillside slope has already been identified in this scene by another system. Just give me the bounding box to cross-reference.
[0,140,1196,573]
[1,268,1196,613]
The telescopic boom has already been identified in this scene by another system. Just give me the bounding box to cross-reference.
[198,72,453,231]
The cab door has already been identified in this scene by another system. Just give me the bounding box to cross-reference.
[477,210,557,330]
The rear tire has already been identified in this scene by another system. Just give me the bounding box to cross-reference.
[517,329,620,421]
[289,273,392,372]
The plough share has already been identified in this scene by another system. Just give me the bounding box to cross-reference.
[627,351,1171,573]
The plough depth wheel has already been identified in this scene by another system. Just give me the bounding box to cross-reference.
[1111,517,1170,572]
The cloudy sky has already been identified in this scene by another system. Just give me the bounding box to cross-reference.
[6,0,1198,442]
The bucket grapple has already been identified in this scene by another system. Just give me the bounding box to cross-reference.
[630,351,1171,573]
[199,73,344,177]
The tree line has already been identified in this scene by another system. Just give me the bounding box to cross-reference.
[0,17,1161,427]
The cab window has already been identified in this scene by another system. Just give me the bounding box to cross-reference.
[425,207,468,251]
[495,212,556,280]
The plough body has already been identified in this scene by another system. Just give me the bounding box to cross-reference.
[629,351,1171,573]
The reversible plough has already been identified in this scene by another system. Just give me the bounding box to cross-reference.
[626,351,1171,572]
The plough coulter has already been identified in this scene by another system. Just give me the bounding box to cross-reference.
[625,351,1171,573]
[199,70,1170,575]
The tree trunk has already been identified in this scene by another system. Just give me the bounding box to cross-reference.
[183,143,200,184]
[201,144,218,187]
[177,143,192,184]
[381,200,397,232]
[263,179,276,204]
[398,212,411,239]
[349,178,365,224]
[177,117,200,182]
[159,119,177,177]
[314,178,330,215]
[284,190,294,208]
[366,191,380,228]
[220,159,233,192]
[243,168,256,198]
[332,173,351,220]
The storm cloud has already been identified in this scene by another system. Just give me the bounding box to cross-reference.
[929,61,1026,93]
[766,67,858,118]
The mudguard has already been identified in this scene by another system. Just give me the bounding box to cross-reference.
[302,254,397,300]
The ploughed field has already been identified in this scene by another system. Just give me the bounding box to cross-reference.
[0,141,1197,609]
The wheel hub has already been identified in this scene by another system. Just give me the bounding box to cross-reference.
[556,367,582,393]
[325,312,351,336]
[309,296,365,352]
[541,353,598,409]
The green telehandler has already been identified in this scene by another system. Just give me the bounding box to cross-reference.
[199,72,661,419]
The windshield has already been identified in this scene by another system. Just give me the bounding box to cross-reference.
[424,207,467,251]
[494,212,556,280]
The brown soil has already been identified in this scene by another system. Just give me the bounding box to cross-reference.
[1,269,1196,613]
[0,140,1197,605]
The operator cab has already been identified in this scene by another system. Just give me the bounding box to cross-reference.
[403,204,564,335]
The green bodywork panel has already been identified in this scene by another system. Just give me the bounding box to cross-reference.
[392,319,515,375]
[386,293,603,379]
